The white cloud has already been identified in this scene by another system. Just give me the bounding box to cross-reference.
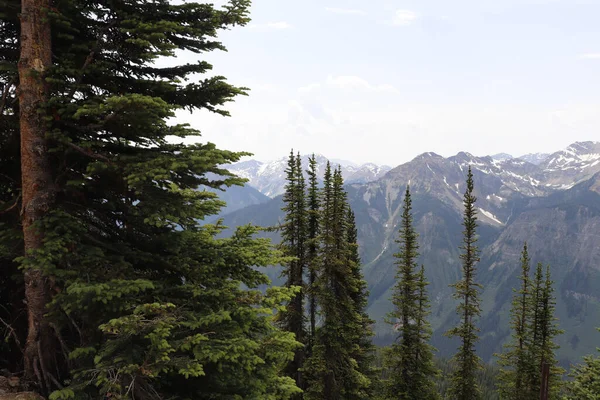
[299,75,399,94]
[298,83,321,93]
[325,7,366,15]
[579,53,600,60]
[248,21,292,31]
[247,83,280,93]
[392,9,418,26]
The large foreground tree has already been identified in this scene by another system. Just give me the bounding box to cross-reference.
[16,0,56,383]
[1,0,300,398]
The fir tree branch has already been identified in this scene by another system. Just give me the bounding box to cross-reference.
[65,19,118,100]
[64,141,112,163]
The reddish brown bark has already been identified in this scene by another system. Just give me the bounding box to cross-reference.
[18,0,57,390]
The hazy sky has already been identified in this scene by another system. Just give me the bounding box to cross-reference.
[171,0,600,166]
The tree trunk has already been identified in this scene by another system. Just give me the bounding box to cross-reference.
[18,0,56,390]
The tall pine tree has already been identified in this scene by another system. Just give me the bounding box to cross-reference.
[347,208,379,398]
[496,243,532,400]
[278,150,308,392]
[527,264,564,397]
[414,266,441,399]
[306,154,320,346]
[304,164,369,400]
[385,186,438,399]
[1,1,302,398]
[446,166,483,400]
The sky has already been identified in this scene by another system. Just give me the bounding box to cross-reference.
[169,0,600,166]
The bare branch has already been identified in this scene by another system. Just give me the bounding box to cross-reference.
[0,316,23,353]
[0,193,21,215]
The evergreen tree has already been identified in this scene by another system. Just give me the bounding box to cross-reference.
[496,243,533,400]
[278,150,308,391]
[524,263,564,398]
[564,329,600,400]
[14,0,57,382]
[347,208,379,398]
[385,186,438,399]
[304,165,369,400]
[526,261,545,394]
[1,1,302,398]
[532,265,565,397]
[414,266,442,399]
[446,166,483,400]
[565,355,600,399]
[306,154,320,345]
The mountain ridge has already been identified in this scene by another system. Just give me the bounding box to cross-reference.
[216,141,600,366]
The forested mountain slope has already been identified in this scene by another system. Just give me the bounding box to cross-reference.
[219,142,600,365]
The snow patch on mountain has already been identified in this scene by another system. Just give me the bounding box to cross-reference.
[228,155,391,197]
[479,208,504,225]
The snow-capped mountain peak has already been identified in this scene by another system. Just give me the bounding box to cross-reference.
[490,153,513,162]
[228,155,391,197]
[518,152,550,165]
[541,141,600,171]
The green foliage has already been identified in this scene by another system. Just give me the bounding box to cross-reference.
[445,166,483,400]
[385,186,439,399]
[306,154,320,345]
[564,330,600,400]
[347,208,381,399]
[434,358,500,400]
[1,0,302,398]
[496,243,533,400]
[525,263,565,398]
[303,165,373,400]
[277,150,308,391]
[496,244,564,400]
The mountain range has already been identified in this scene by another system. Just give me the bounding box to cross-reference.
[228,154,392,198]
[214,141,600,366]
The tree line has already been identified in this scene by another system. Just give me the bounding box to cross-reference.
[275,156,591,400]
[1,0,599,399]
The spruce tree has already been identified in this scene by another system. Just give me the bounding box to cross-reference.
[278,150,307,391]
[347,208,379,398]
[446,166,483,400]
[304,165,369,400]
[525,263,545,395]
[534,265,565,397]
[525,263,564,398]
[496,243,532,400]
[564,329,600,399]
[306,154,320,345]
[385,186,438,399]
[1,1,302,398]
[413,266,441,399]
